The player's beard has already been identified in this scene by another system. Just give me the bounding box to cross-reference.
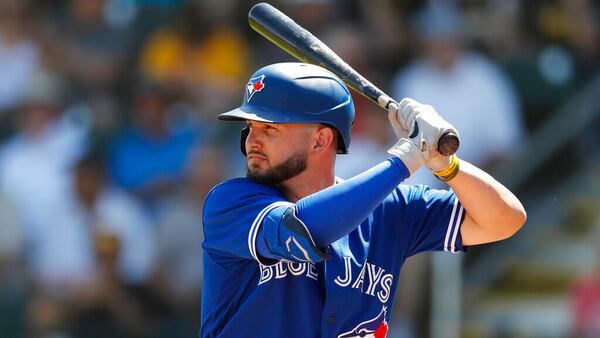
[247,149,307,187]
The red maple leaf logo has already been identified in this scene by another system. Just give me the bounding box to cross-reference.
[253,80,264,92]
[374,322,388,338]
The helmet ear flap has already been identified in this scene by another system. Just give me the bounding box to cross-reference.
[240,126,249,156]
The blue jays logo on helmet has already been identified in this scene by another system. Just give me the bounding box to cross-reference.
[246,74,266,102]
[337,306,388,338]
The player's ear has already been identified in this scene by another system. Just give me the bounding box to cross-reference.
[312,125,335,153]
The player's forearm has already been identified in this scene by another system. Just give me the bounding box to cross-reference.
[295,157,409,248]
[448,160,526,245]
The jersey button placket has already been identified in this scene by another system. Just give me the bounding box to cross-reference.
[327,315,335,325]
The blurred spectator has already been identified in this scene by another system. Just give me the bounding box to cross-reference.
[38,0,146,155]
[335,106,393,179]
[571,224,600,338]
[479,0,599,132]
[109,81,200,208]
[0,193,22,272]
[355,0,409,72]
[66,152,158,338]
[251,0,339,67]
[321,24,395,179]
[154,146,223,300]
[27,151,159,338]
[66,231,154,338]
[530,0,599,77]
[151,145,227,336]
[71,152,156,285]
[46,0,137,99]
[0,69,88,337]
[139,2,251,114]
[571,270,600,338]
[478,0,531,62]
[281,0,335,34]
[391,2,525,187]
[0,192,26,338]
[0,0,42,115]
[321,24,384,137]
[0,70,89,285]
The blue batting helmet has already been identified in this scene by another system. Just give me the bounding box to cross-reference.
[218,63,355,155]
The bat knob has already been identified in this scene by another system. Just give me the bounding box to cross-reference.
[438,132,460,156]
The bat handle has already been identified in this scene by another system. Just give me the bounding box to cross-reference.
[379,96,459,156]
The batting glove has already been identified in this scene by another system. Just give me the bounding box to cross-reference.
[387,98,459,175]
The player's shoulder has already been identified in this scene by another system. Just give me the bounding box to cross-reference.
[204,177,282,206]
[209,177,280,195]
[202,178,286,227]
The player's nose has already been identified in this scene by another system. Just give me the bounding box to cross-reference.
[245,126,263,151]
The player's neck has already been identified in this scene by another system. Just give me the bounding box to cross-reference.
[278,160,335,203]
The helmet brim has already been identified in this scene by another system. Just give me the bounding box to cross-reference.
[218,106,312,124]
[217,108,278,123]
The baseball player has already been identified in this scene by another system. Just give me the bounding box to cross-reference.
[201,63,526,338]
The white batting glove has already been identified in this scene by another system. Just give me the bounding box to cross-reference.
[387,98,459,175]
[387,138,426,175]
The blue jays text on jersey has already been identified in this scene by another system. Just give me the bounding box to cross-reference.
[201,176,466,338]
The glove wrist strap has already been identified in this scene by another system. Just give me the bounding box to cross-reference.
[433,154,460,182]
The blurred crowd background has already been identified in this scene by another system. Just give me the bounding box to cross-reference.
[0,0,599,337]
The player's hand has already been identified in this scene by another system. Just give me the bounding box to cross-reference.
[387,98,459,174]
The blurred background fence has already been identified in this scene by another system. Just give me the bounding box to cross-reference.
[0,0,598,337]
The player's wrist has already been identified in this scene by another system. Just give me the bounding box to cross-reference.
[426,153,452,172]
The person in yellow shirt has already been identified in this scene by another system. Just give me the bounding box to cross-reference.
[139,4,251,112]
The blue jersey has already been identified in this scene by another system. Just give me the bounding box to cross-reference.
[201,177,466,338]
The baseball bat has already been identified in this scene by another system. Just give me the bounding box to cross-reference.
[248,2,459,156]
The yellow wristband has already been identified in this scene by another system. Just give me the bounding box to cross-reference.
[433,154,460,182]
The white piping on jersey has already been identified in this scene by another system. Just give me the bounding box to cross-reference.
[450,204,464,252]
[443,198,465,253]
[248,201,293,265]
